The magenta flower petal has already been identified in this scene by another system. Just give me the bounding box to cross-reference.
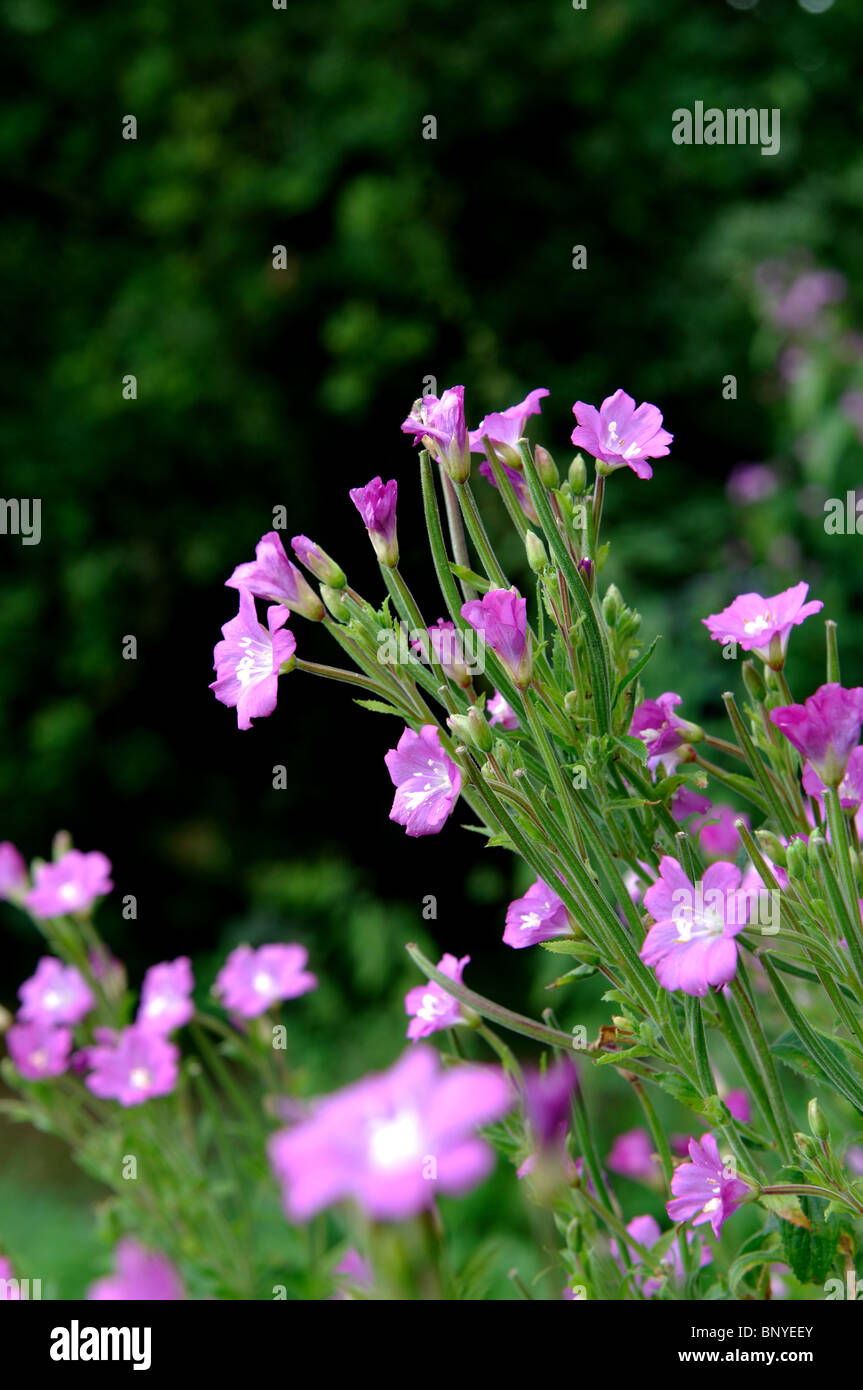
[213,943,317,1018]
[503,877,571,949]
[0,843,28,901]
[461,588,531,688]
[405,953,469,1040]
[226,531,324,620]
[348,477,399,567]
[641,858,747,996]
[6,1020,73,1080]
[210,589,296,731]
[26,849,112,919]
[571,389,672,479]
[18,957,94,1026]
[136,957,194,1035]
[770,683,863,786]
[468,388,550,456]
[84,1026,179,1106]
[384,725,461,837]
[87,1240,184,1301]
[702,582,822,666]
[667,1133,749,1239]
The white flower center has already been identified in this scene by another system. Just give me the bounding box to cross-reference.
[253,972,274,995]
[368,1111,421,1170]
[520,910,542,931]
[402,759,451,811]
[145,997,167,1016]
[58,883,79,904]
[417,990,449,1023]
[130,1068,152,1090]
[30,1050,48,1070]
[234,635,271,687]
[743,612,772,636]
[43,990,62,1011]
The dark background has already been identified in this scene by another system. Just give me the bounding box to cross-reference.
[2,0,863,1292]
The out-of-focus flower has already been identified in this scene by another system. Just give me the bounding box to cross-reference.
[26,849,112,919]
[0,1255,21,1299]
[571,389,672,479]
[666,1133,749,1239]
[404,953,469,1041]
[87,1240,184,1301]
[6,1020,73,1081]
[771,684,863,787]
[384,725,461,837]
[694,805,749,861]
[137,958,195,1035]
[331,1249,374,1301]
[608,1128,658,1183]
[641,857,751,996]
[802,744,863,810]
[487,690,519,730]
[18,957,94,1026]
[724,1089,751,1124]
[348,477,399,568]
[411,620,473,688]
[702,583,822,668]
[0,843,28,902]
[225,531,324,621]
[671,786,712,823]
[210,590,296,731]
[83,1026,179,1106]
[268,1045,512,1221]
[462,589,531,689]
[611,1214,712,1296]
[504,877,571,949]
[726,463,778,506]
[767,269,845,334]
[214,944,317,1018]
[517,1058,578,1181]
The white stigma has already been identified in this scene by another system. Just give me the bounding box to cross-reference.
[368,1111,421,1170]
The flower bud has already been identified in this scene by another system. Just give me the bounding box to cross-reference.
[602,585,623,628]
[741,660,767,703]
[807,1098,829,1141]
[794,1132,816,1159]
[525,530,548,574]
[786,836,809,880]
[754,829,786,865]
[291,536,346,589]
[320,585,351,622]
[534,444,559,488]
[807,830,826,872]
[564,691,579,717]
[448,707,493,754]
[569,453,587,494]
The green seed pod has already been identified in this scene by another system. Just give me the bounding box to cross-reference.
[534,444,559,488]
[569,453,587,494]
[525,530,548,574]
[807,1098,829,1141]
[741,660,767,703]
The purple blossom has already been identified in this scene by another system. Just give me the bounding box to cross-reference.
[517,1059,579,1181]
[641,857,751,996]
[225,531,324,621]
[0,843,28,901]
[87,1240,184,1301]
[348,477,399,568]
[461,588,531,689]
[84,1026,179,1106]
[384,725,461,838]
[331,1249,374,1300]
[570,389,672,480]
[726,463,778,506]
[477,459,539,522]
[210,589,296,731]
[137,957,194,1035]
[770,683,863,787]
[401,387,469,482]
[702,582,822,667]
[26,849,112,919]
[724,1089,751,1124]
[629,692,691,773]
[487,690,519,730]
[611,1214,712,1296]
[411,619,472,688]
[0,1256,21,1299]
[694,805,749,861]
[468,388,550,462]
[6,1020,72,1080]
[214,944,317,1018]
[666,1133,749,1239]
[290,535,345,589]
[17,957,95,1026]
[768,269,845,334]
[803,744,863,809]
[405,953,469,1041]
[268,1045,512,1222]
[608,1128,658,1182]
[671,786,712,823]
[503,878,571,949]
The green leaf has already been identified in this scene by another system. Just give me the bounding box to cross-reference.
[614,733,650,763]
[728,1245,781,1299]
[449,563,490,591]
[612,637,659,709]
[539,938,596,958]
[353,698,406,717]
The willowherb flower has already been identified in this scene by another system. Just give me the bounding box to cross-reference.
[640,857,752,997]
[671,786,712,823]
[87,1239,184,1301]
[477,458,539,523]
[136,957,194,1035]
[462,588,532,689]
[517,1057,579,1180]
[290,535,345,589]
[802,745,863,810]
[411,619,473,688]
[210,589,296,731]
[770,683,863,787]
[694,805,749,861]
[629,692,700,773]
[6,1020,73,1081]
[17,957,94,1026]
[0,1255,21,1299]
[84,1026,179,1106]
[405,953,469,1041]
[384,725,461,837]
[348,476,399,567]
[570,389,672,479]
[487,690,519,730]
[331,1249,374,1301]
[214,944,317,1018]
[724,1089,751,1124]
[401,386,469,483]
[726,463,778,506]
[0,843,28,901]
[225,530,325,621]
[608,1128,658,1183]
[469,388,550,465]
[702,582,822,668]
[666,1133,749,1239]
[611,1214,712,1296]
[504,877,571,949]
[268,1045,512,1221]
[26,849,112,919]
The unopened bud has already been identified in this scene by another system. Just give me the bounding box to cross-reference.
[525,530,548,574]
[569,453,587,494]
[320,585,350,622]
[534,444,559,488]
[807,1098,829,1141]
[564,691,579,717]
[754,829,786,865]
[602,585,623,628]
[786,836,809,881]
[291,536,346,589]
[794,1132,816,1159]
[448,707,492,753]
[742,661,767,703]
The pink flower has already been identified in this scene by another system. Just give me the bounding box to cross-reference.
[384,725,461,837]
[671,786,712,823]
[629,692,692,773]
[268,1045,512,1221]
[462,588,531,689]
[209,589,296,731]
[694,805,749,861]
[724,1089,751,1124]
[608,1128,657,1182]
[702,582,822,667]
[640,857,751,996]
[487,690,519,730]
[17,957,94,1026]
[6,1020,72,1080]
[87,1240,184,1301]
[504,878,571,949]
[214,944,317,1018]
[26,849,112,919]
[401,387,469,482]
[477,459,539,522]
[84,1026,179,1106]
[803,744,863,810]
[666,1133,749,1239]
[225,531,324,621]
[611,1214,712,1296]
[469,388,550,462]
[0,843,28,901]
[517,1058,579,1179]
[770,683,863,787]
[726,463,778,506]
[331,1249,374,1300]
[411,620,472,688]
[348,477,399,568]
[0,1255,21,1299]
[136,957,194,1035]
[570,389,672,480]
[405,953,469,1040]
